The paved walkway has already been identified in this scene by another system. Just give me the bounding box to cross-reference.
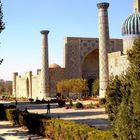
[28,107,110,130]
[0,121,45,140]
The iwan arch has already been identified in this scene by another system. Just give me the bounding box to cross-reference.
[13,0,140,99]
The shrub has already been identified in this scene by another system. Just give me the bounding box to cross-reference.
[5,109,20,125]
[99,98,106,105]
[75,102,83,108]
[95,103,100,108]
[41,119,115,140]
[92,79,99,97]
[8,105,16,108]
[29,98,34,102]
[24,113,47,135]
[87,130,115,140]
[49,98,58,103]
[5,109,29,126]
[84,102,95,109]
[3,108,116,140]
[35,99,41,104]
[0,104,7,120]
[58,100,65,107]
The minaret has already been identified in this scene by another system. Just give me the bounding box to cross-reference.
[40,30,50,98]
[133,0,140,12]
[97,2,110,98]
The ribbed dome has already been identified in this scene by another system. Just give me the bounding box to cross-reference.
[122,12,140,36]
[49,63,61,68]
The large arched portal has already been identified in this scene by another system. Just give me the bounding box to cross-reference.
[82,49,99,96]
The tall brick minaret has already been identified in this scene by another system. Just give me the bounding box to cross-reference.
[40,30,50,98]
[97,3,110,98]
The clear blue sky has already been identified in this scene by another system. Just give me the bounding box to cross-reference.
[0,0,133,80]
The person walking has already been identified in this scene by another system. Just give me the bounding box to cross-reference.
[47,102,50,115]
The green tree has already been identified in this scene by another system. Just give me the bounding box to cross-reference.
[56,80,70,98]
[106,38,140,139]
[92,79,99,97]
[0,0,5,33]
[0,0,5,64]
[56,79,87,98]
[71,79,87,96]
[0,80,5,93]
[105,75,123,122]
[114,39,140,139]
[0,80,12,95]
[127,39,140,81]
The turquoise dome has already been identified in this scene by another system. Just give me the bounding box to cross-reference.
[122,12,140,36]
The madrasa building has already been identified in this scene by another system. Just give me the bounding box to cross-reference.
[12,0,140,99]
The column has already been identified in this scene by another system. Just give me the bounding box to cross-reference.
[40,30,50,98]
[97,2,110,98]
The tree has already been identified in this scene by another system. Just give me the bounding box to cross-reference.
[0,80,12,95]
[71,79,87,97]
[0,0,5,65]
[56,79,87,98]
[92,79,99,97]
[0,0,5,33]
[56,80,71,98]
[114,39,140,139]
[106,39,140,139]
[127,39,140,81]
[105,75,123,122]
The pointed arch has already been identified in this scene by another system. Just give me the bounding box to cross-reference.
[81,48,99,80]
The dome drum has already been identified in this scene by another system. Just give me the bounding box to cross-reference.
[123,35,140,52]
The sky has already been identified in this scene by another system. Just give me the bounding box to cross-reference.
[0,0,133,80]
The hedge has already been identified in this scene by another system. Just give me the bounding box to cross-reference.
[0,104,16,120]
[5,109,28,126]
[0,104,7,120]
[41,119,115,140]
[24,113,48,135]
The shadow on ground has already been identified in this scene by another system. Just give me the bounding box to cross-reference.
[50,110,106,118]
[48,111,110,130]
[0,137,5,140]
[0,122,44,140]
[72,118,110,130]
[0,123,17,129]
